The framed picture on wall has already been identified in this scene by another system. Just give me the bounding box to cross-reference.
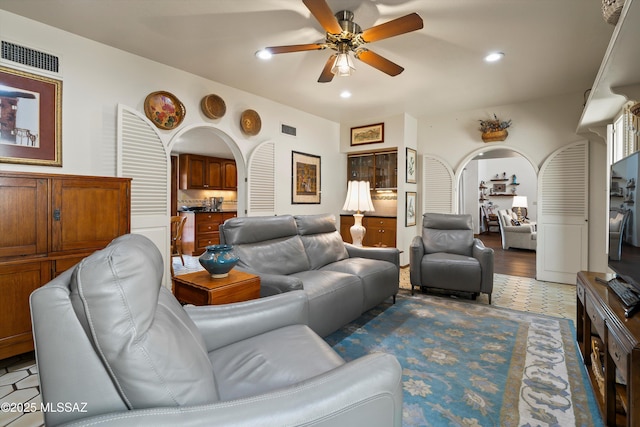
[292,151,321,204]
[406,191,417,226]
[350,123,384,146]
[0,65,62,166]
[406,148,417,183]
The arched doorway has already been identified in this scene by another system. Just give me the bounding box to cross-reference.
[456,146,539,279]
[168,124,246,216]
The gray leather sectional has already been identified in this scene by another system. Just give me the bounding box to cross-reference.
[30,234,403,426]
[220,213,401,336]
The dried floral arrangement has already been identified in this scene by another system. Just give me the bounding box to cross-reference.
[479,114,512,133]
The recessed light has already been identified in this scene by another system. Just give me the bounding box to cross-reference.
[478,152,484,156]
[484,52,504,63]
[340,90,352,99]
[255,49,272,60]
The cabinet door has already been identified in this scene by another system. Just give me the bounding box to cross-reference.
[347,155,374,186]
[179,154,207,189]
[206,158,223,189]
[364,217,397,247]
[0,261,50,359]
[0,176,48,258]
[50,178,130,253]
[340,215,354,243]
[223,160,237,190]
[374,152,397,189]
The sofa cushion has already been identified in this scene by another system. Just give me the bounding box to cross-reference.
[291,270,363,337]
[210,324,344,401]
[421,252,481,292]
[69,234,218,409]
[222,215,311,274]
[422,214,473,257]
[322,258,398,312]
[294,214,348,269]
[610,213,624,232]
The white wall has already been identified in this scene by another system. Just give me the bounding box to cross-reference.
[417,93,608,274]
[0,10,344,218]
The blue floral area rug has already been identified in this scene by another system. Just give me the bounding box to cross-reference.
[325,295,603,427]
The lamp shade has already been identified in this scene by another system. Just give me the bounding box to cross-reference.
[343,181,374,213]
[512,196,528,209]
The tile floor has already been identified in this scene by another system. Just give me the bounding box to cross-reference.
[0,259,576,427]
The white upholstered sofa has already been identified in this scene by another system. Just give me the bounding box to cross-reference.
[497,209,537,251]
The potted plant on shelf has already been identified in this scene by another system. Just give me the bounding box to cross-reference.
[479,114,512,142]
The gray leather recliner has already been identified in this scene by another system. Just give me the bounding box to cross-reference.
[30,234,403,427]
[409,213,494,303]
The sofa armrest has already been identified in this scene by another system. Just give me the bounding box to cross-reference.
[409,236,425,287]
[345,243,400,266]
[472,239,494,295]
[185,290,309,352]
[60,353,403,427]
[234,267,303,296]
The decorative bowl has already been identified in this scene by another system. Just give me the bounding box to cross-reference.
[198,244,239,278]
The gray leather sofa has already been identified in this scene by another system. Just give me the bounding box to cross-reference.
[30,234,403,427]
[220,213,400,337]
[410,213,494,303]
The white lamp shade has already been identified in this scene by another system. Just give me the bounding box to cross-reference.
[343,181,375,213]
[512,196,528,209]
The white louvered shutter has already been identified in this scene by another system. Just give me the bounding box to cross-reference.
[422,155,455,214]
[117,105,171,287]
[247,141,275,216]
[537,141,589,283]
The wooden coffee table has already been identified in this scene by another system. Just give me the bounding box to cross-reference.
[173,269,260,305]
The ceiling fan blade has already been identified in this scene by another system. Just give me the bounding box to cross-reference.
[265,43,326,54]
[303,0,343,34]
[360,13,423,43]
[318,54,337,83]
[356,49,404,76]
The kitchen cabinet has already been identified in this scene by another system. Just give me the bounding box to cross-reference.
[347,150,397,189]
[179,153,236,190]
[180,211,237,255]
[0,171,131,359]
[340,215,397,247]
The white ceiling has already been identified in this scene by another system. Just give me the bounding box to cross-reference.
[0,0,615,124]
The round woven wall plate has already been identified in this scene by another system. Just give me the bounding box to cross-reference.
[144,91,185,130]
[201,94,226,119]
[240,109,261,135]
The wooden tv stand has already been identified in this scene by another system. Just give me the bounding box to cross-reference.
[576,271,640,426]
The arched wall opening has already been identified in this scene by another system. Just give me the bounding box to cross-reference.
[167,124,247,216]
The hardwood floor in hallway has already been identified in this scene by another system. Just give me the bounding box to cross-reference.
[476,231,536,279]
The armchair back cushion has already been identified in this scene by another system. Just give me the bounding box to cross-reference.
[422,213,473,257]
[69,234,218,409]
[295,214,349,269]
[220,215,310,275]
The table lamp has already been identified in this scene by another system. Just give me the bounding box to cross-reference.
[342,180,375,246]
[512,196,528,223]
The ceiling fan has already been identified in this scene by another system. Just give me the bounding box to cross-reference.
[263,0,423,83]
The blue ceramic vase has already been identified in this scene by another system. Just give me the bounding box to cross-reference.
[198,244,239,278]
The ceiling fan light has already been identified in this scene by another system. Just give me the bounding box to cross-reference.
[255,49,272,60]
[331,52,355,76]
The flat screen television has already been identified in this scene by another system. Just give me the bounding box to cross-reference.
[609,151,640,291]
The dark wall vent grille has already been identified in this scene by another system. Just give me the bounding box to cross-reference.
[1,41,59,73]
[281,124,297,136]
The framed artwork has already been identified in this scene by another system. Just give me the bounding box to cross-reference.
[0,66,62,166]
[350,122,384,146]
[406,148,417,183]
[292,151,321,204]
[493,183,506,193]
[406,192,417,227]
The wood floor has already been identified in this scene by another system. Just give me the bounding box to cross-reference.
[476,231,536,279]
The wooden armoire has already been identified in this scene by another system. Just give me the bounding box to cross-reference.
[0,171,131,359]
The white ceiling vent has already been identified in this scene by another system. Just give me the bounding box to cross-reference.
[1,40,60,75]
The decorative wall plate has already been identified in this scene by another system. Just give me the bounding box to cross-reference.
[240,109,261,136]
[144,91,185,130]
[201,94,226,119]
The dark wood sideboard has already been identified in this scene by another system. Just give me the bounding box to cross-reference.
[576,271,640,426]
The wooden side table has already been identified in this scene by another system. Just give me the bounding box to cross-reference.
[173,269,260,305]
